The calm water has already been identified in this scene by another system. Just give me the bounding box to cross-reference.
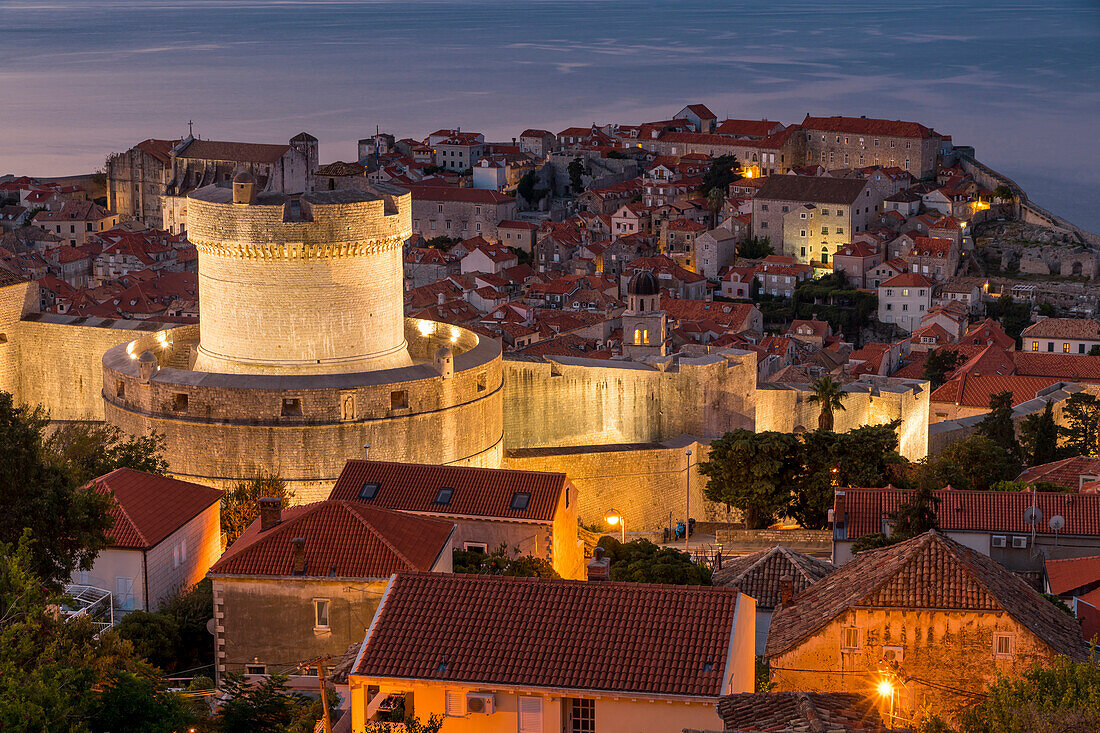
[1,0,1098,230]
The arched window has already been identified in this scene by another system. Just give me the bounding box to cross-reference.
[643,329,650,345]
[633,328,642,345]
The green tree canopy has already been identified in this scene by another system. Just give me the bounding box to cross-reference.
[852,485,941,553]
[567,158,586,193]
[992,184,1014,202]
[976,390,1023,469]
[926,434,1018,492]
[1060,392,1100,457]
[452,543,559,578]
[738,235,773,260]
[595,537,711,585]
[698,154,740,197]
[44,422,169,486]
[221,473,294,548]
[922,348,962,389]
[217,672,320,733]
[699,430,802,529]
[985,294,1032,340]
[115,611,181,672]
[0,392,113,585]
[1018,401,1059,466]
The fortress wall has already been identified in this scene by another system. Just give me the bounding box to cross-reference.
[506,440,729,531]
[0,282,38,398]
[501,351,756,450]
[755,378,931,461]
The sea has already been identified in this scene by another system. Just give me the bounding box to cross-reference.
[0,0,1097,231]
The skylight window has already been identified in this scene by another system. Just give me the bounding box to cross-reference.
[510,492,530,511]
[358,482,380,500]
[435,487,454,505]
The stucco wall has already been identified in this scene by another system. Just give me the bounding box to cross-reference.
[144,502,222,608]
[770,608,1064,722]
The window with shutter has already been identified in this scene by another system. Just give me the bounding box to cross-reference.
[444,690,464,717]
[519,696,543,732]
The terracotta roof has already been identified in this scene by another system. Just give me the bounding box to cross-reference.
[755,174,868,205]
[497,219,538,230]
[682,103,716,119]
[908,236,953,257]
[90,468,223,550]
[1013,354,1100,382]
[661,297,758,331]
[407,184,514,204]
[1045,554,1100,596]
[211,499,453,578]
[717,692,892,732]
[961,319,1015,349]
[767,531,1086,661]
[315,161,365,176]
[135,139,176,165]
[177,139,291,164]
[839,487,1100,538]
[1022,318,1100,341]
[328,460,567,523]
[352,572,746,697]
[879,272,935,288]
[34,200,111,223]
[716,119,782,138]
[930,373,1059,409]
[519,129,553,138]
[1017,456,1100,491]
[801,115,933,139]
[712,546,833,609]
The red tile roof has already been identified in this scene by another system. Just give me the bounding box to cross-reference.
[712,546,833,609]
[661,297,758,331]
[801,115,933,139]
[1045,554,1100,596]
[90,468,222,550]
[1011,353,1100,381]
[328,460,567,523]
[930,373,1059,409]
[177,139,291,164]
[210,500,453,578]
[682,103,717,119]
[768,531,1086,661]
[718,692,891,732]
[879,272,935,288]
[909,236,953,257]
[407,184,514,204]
[352,572,746,697]
[136,139,176,165]
[1022,318,1100,340]
[839,487,1100,538]
[497,219,538,230]
[1017,456,1100,491]
[716,119,783,138]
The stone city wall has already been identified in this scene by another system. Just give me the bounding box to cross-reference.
[501,350,757,450]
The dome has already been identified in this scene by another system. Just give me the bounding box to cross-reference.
[435,345,454,360]
[627,269,659,296]
[232,170,256,185]
[138,350,157,363]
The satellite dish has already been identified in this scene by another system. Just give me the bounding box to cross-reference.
[1023,506,1043,526]
[1049,515,1066,531]
[206,618,216,636]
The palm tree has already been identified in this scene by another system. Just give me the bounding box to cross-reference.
[807,376,847,431]
[706,187,725,226]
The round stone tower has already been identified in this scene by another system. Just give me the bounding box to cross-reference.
[186,183,413,375]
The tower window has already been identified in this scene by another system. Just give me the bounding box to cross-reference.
[476,372,487,391]
[116,380,125,399]
[390,390,408,409]
[171,393,189,412]
[643,329,650,344]
[281,397,303,416]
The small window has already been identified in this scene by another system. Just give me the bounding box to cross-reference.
[1031,341,1038,351]
[390,390,408,409]
[567,698,595,733]
[172,392,188,411]
[435,487,454,505]
[1064,343,1070,353]
[115,379,125,398]
[314,599,330,629]
[841,626,860,651]
[510,492,531,511]
[445,690,464,717]
[281,397,303,416]
[246,664,266,675]
[993,632,1015,659]
[477,372,488,391]
[358,482,380,500]
[463,541,488,553]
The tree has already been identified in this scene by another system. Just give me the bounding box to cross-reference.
[0,531,195,732]
[158,579,215,672]
[927,434,1016,491]
[698,154,740,198]
[0,392,113,586]
[116,611,181,672]
[992,184,1014,202]
[1060,392,1100,457]
[452,544,559,578]
[806,376,847,431]
[852,485,941,552]
[955,655,1100,733]
[367,716,444,733]
[1018,401,1059,466]
[217,673,310,733]
[221,473,294,547]
[595,537,711,585]
[922,348,962,389]
[45,422,169,486]
[567,158,586,194]
[976,390,1023,469]
[707,187,725,224]
[985,294,1032,341]
[699,430,801,529]
[738,235,773,260]
[1090,345,1100,357]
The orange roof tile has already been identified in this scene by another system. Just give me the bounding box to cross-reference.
[90,468,222,550]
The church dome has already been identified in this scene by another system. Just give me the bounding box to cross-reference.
[627,269,659,296]
[138,350,157,363]
[232,170,256,185]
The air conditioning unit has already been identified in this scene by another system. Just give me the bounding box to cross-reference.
[1011,536,1028,549]
[991,535,1007,548]
[466,692,496,715]
[882,646,904,664]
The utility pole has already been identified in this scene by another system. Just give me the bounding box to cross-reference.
[299,655,333,733]
[685,449,693,553]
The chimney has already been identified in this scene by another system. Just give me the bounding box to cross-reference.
[437,291,445,305]
[779,575,794,606]
[291,537,306,575]
[363,443,370,460]
[259,497,282,531]
[834,490,846,525]
[587,546,610,581]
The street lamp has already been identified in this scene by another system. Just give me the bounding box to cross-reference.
[877,677,895,726]
[685,449,693,553]
[604,509,625,543]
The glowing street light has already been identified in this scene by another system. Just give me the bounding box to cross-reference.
[605,508,625,543]
[877,679,893,697]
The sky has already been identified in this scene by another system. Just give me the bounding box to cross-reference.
[0,0,1097,230]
